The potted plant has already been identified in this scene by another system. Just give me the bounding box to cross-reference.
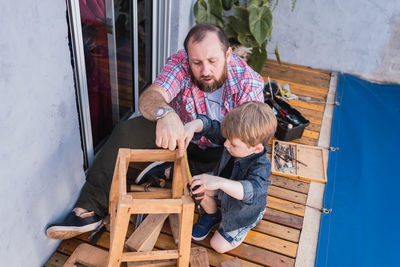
[193,0,281,73]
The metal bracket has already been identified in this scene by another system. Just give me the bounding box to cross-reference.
[322,208,332,214]
[329,147,339,151]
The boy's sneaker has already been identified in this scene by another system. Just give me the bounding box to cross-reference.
[46,211,102,240]
[192,212,221,241]
[135,161,173,185]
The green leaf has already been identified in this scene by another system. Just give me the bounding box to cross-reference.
[193,0,209,24]
[228,15,249,35]
[249,42,267,73]
[222,0,234,10]
[209,0,223,21]
[249,0,270,8]
[248,5,273,46]
[193,0,224,27]
[224,24,237,39]
[233,6,249,22]
[274,45,281,64]
[237,34,258,48]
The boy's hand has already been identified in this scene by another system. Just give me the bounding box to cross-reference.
[191,174,245,201]
[190,174,222,194]
[183,119,204,149]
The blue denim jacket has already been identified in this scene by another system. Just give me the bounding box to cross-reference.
[192,114,271,232]
[215,147,271,232]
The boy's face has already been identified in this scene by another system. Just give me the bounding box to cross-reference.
[224,138,263,159]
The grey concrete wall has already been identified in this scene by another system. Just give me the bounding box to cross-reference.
[268,0,400,83]
[0,1,85,266]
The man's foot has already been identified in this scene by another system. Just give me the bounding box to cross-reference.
[46,211,102,240]
[135,161,173,185]
[192,212,221,241]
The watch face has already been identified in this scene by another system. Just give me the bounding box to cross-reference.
[155,106,173,120]
[155,108,165,116]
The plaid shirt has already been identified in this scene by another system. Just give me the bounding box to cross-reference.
[154,49,264,147]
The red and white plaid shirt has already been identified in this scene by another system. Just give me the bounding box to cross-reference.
[154,49,264,147]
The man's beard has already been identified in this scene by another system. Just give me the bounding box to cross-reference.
[190,64,228,93]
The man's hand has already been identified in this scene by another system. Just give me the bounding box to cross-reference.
[156,112,185,156]
[183,119,203,149]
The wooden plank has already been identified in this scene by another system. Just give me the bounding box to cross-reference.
[130,149,177,162]
[253,219,300,243]
[221,257,242,267]
[244,230,298,258]
[172,156,185,199]
[125,213,169,252]
[271,79,328,100]
[161,223,295,267]
[267,196,305,216]
[168,214,180,245]
[65,243,108,267]
[121,250,179,262]
[56,239,85,256]
[266,59,331,76]
[286,99,325,113]
[291,136,318,146]
[269,175,310,194]
[177,196,195,266]
[189,247,210,267]
[302,129,320,140]
[294,106,324,123]
[43,252,69,267]
[130,185,171,193]
[156,233,263,267]
[268,185,308,204]
[264,208,304,230]
[127,259,176,267]
[108,203,131,267]
[129,199,182,214]
[262,62,331,90]
[127,191,172,199]
[306,122,322,133]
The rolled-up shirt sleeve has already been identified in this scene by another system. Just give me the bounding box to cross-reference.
[238,180,254,204]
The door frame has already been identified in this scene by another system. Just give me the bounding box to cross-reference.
[66,0,172,169]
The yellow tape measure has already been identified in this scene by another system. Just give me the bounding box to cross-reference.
[184,151,192,181]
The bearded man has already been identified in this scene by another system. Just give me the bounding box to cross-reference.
[46,23,264,240]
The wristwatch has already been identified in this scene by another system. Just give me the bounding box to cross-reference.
[154,106,175,120]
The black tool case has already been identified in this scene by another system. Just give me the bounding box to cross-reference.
[265,95,310,141]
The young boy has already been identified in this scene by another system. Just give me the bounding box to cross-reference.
[186,101,277,253]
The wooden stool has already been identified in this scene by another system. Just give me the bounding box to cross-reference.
[108,149,194,267]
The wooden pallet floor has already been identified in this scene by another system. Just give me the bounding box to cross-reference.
[44,59,331,267]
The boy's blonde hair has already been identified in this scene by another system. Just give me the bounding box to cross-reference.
[221,101,277,147]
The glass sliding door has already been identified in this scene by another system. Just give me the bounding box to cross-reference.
[67,0,159,169]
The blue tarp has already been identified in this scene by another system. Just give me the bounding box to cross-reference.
[315,73,400,267]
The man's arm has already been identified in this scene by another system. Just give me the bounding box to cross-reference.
[139,84,170,121]
[139,84,185,155]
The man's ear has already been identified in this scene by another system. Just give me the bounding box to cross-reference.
[253,143,264,154]
[226,47,232,62]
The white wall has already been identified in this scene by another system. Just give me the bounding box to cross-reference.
[268,0,400,83]
[0,1,85,266]
[169,0,195,55]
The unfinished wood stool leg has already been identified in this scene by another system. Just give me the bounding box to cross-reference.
[178,196,195,266]
[108,200,131,267]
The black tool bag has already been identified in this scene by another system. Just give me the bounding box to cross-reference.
[264,88,310,141]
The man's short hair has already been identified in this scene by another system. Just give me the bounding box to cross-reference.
[184,23,229,54]
[221,102,277,147]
